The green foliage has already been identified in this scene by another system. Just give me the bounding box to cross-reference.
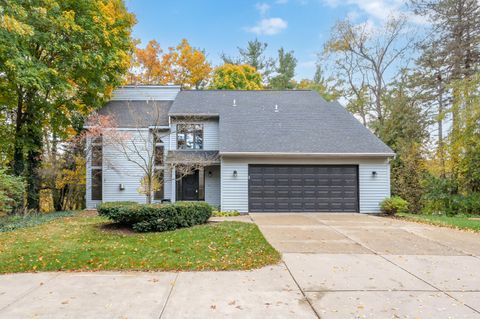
[0,0,135,210]
[378,75,429,213]
[221,38,275,81]
[380,196,409,215]
[212,210,241,217]
[0,169,25,215]
[269,48,297,89]
[421,176,480,215]
[211,64,263,90]
[0,211,74,232]
[295,65,342,101]
[98,201,213,232]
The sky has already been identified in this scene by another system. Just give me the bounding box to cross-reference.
[124,0,414,80]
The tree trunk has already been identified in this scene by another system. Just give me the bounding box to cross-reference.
[146,176,152,204]
[437,76,446,178]
[13,95,24,176]
[26,144,42,211]
[24,103,43,211]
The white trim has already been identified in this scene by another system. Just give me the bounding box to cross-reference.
[83,126,150,131]
[169,113,220,117]
[148,126,170,130]
[219,152,395,157]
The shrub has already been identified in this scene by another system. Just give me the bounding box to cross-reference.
[421,176,480,215]
[380,196,409,215]
[98,201,213,232]
[0,169,25,215]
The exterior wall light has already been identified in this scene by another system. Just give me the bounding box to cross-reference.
[208,171,212,177]
[119,183,125,191]
[233,170,238,177]
[372,171,377,177]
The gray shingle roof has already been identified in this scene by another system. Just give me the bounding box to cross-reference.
[170,90,394,155]
[97,100,172,128]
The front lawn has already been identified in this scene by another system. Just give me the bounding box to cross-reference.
[0,214,280,273]
[0,211,74,232]
[397,213,480,232]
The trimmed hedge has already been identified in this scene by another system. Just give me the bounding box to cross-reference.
[97,201,213,232]
[380,196,409,215]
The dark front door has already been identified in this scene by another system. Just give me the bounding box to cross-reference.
[181,170,199,200]
[248,165,359,212]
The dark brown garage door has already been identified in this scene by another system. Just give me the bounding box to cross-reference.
[248,165,359,212]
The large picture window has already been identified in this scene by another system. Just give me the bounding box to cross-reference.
[91,136,102,200]
[153,130,165,200]
[177,124,203,150]
[91,169,102,200]
[153,169,164,200]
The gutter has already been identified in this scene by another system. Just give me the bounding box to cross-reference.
[219,152,396,158]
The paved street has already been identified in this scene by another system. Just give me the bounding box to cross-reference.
[1,213,480,318]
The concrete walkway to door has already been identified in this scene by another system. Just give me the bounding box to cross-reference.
[251,213,480,319]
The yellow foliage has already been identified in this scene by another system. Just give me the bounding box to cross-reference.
[0,15,33,35]
[131,39,211,88]
[211,64,263,90]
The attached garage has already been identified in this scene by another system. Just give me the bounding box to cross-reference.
[248,165,359,212]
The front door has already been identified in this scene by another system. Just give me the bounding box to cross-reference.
[181,170,199,200]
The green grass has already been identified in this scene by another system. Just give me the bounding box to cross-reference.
[211,210,241,217]
[0,211,75,232]
[0,214,280,273]
[397,213,480,232]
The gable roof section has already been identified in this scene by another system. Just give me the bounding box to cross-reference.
[97,100,172,128]
[170,90,394,155]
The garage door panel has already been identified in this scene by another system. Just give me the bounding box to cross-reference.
[248,165,358,212]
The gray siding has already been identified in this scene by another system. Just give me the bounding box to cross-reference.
[220,158,249,212]
[87,129,174,205]
[170,119,219,150]
[112,86,180,101]
[359,163,391,213]
[102,131,150,204]
[220,156,390,213]
[205,166,221,207]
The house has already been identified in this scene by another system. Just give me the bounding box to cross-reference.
[86,85,394,213]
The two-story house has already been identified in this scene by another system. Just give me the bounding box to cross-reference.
[86,85,394,213]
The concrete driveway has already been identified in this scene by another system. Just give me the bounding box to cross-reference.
[251,213,480,318]
[1,213,479,319]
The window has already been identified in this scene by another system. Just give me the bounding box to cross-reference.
[154,145,164,166]
[153,130,165,200]
[91,136,102,200]
[92,145,102,166]
[177,124,203,150]
[153,169,164,200]
[91,169,102,200]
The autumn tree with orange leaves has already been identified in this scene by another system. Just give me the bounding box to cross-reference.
[130,39,212,89]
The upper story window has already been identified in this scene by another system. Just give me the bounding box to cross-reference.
[177,124,203,150]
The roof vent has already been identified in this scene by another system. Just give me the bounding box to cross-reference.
[233,99,236,107]
[274,104,279,112]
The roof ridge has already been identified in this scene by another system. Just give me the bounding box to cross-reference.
[180,89,314,92]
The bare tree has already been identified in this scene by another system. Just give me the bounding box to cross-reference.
[323,16,413,130]
[85,103,218,204]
